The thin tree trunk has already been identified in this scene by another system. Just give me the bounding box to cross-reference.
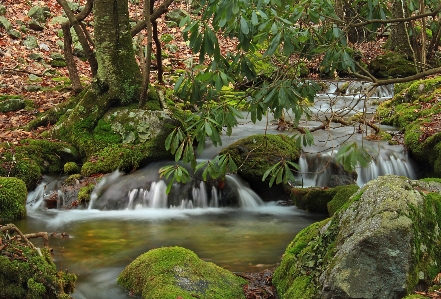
[139,0,153,107]
[61,21,83,93]
[56,0,98,76]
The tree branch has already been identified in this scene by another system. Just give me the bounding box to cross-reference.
[131,0,175,37]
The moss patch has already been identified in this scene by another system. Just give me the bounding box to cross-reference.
[117,246,246,299]
[0,139,79,189]
[0,177,27,222]
[291,185,359,215]
[0,231,76,299]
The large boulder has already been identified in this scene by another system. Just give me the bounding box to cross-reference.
[273,175,441,299]
[220,134,300,200]
[117,246,246,299]
[81,108,178,176]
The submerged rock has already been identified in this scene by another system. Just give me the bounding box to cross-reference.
[118,246,246,299]
[273,175,441,299]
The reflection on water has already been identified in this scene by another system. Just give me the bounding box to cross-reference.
[13,205,324,299]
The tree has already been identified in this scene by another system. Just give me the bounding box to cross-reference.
[53,0,441,188]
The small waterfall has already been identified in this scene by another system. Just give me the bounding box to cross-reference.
[226,175,264,208]
[148,181,168,208]
[297,150,417,187]
[88,170,123,209]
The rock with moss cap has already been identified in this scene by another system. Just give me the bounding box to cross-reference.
[118,246,246,299]
[220,134,300,200]
[0,177,27,221]
[274,175,441,299]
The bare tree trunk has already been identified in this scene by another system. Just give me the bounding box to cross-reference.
[61,21,83,93]
[139,0,153,107]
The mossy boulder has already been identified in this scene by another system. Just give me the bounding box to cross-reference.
[117,246,246,299]
[0,139,80,190]
[0,228,76,298]
[369,52,417,78]
[273,175,441,299]
[0,177,27,221]
[291,184,359,215]
[220,134,300,200]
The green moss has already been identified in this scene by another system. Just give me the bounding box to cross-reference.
[406,191,441,291]
[0,139,79,189]
[63,162,80,174]
[77,183,95,203]
[369,52,417,78]
[327,184,360,216]
[291,185,359,215]
[63,174,82,185]
[117,246,246,299]
[273,218,335,299]
[0,238,76,299]
[93,119,122,144]
[0,177,27,222]
[81,136,172,176]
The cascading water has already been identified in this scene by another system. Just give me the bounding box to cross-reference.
[85,168,264,210]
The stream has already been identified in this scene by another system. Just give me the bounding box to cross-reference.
[7,81,419,298]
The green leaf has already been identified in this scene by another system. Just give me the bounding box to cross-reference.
[205,121,212,136]
[232,2,240,14]
[240,16,249,35]
[264,32,282,56]
[175,142,185,162]
[251,11,259,26]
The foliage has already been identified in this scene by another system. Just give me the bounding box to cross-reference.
[160,0,439,188]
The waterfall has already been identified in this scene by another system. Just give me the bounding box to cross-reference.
[296,150,417,187]
[226,175,264,208]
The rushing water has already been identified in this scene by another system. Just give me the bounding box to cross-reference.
[7,81,419,298]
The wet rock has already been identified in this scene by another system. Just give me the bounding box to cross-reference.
[274,175,441,299]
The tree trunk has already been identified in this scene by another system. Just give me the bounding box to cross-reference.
[94,0,141,105]
[389,0,415,59]
[53,0,143,150]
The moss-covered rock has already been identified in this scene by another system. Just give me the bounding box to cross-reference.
[0,227,76,298]
[117,246,246,299]
[63,162,80,174]
[273,175,441,299]
[0,97,25,112]
[369,52,417,78]
[77,183,95,204]
[0,177,27,221]
[291,184,359,215]
[220,134,300,200]
[0,139,80,190]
